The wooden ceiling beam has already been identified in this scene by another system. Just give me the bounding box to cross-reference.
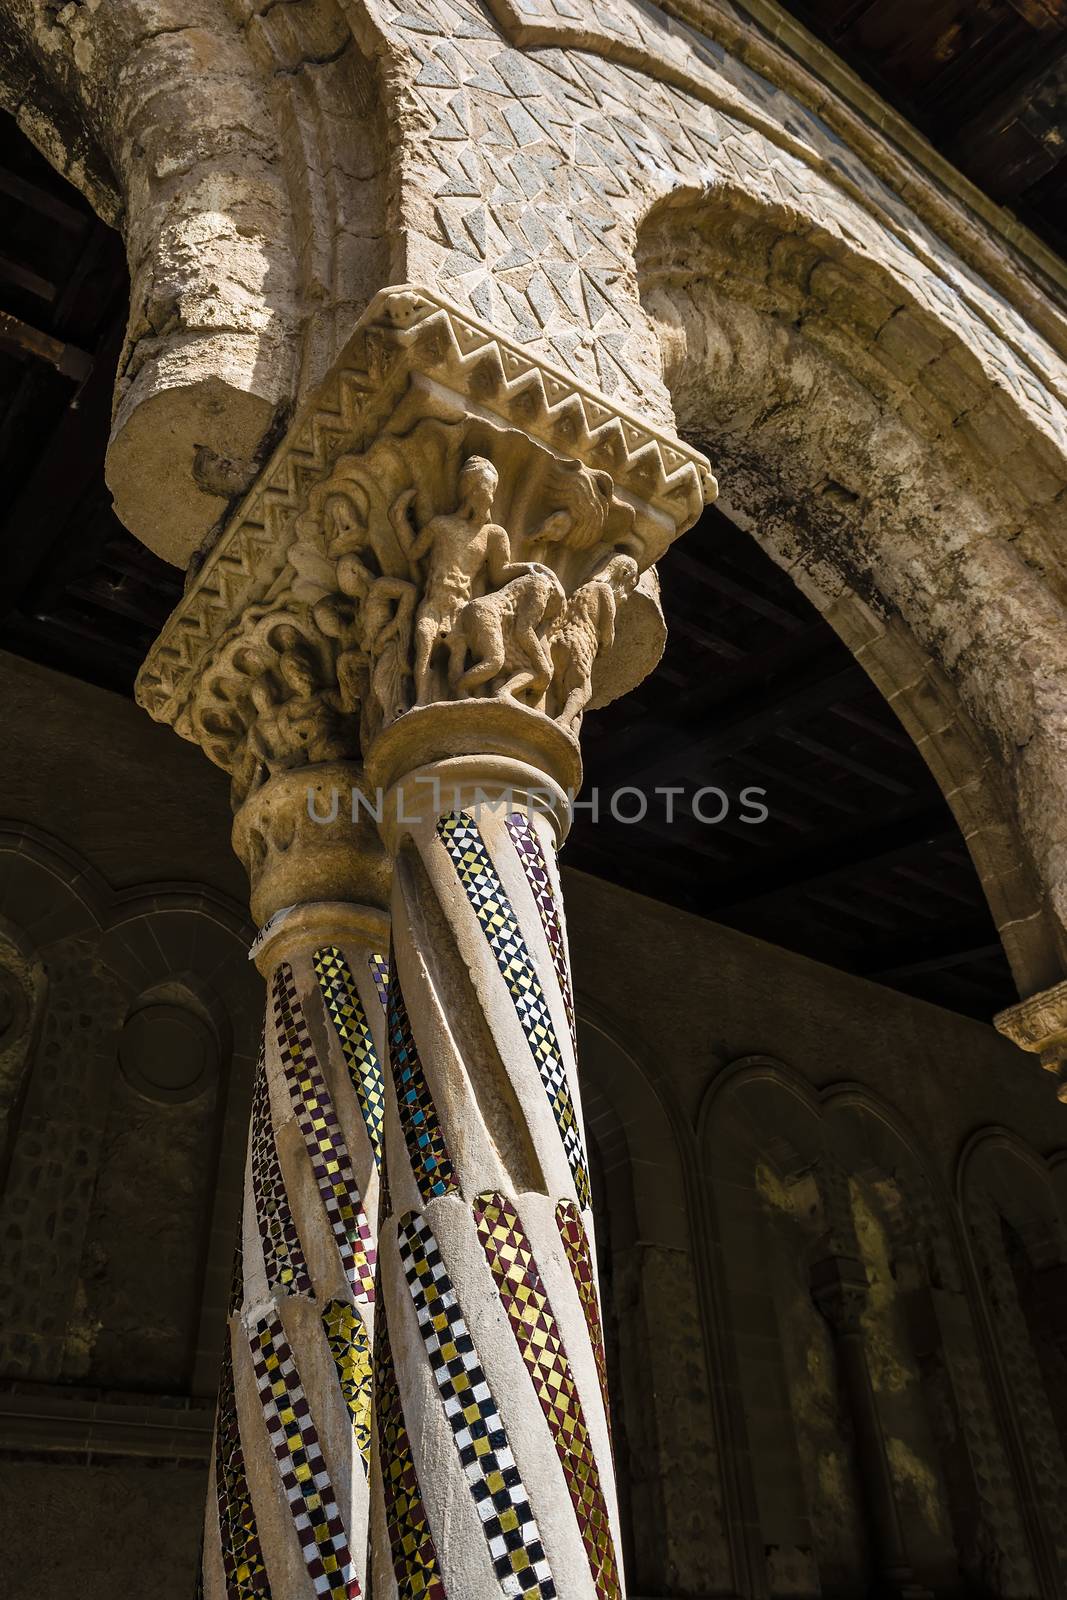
[0,165,87,231]
[704,803,956,913]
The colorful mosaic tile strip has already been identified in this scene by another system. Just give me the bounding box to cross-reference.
[249,1307,362,1600]
[215,1333,271,1599]
[375,1306,447,1599]
[505,813,577,1055]
[273,963,376,1302]
[368,952,390,1013]
[438,811,590,1208]
[314,946,386,1172]
[555,1201,613,1444]
[250,1040,313,1298]
[475,1192,621,1600]
[398,1210,556,1599]
[228,1224,245,1321]
[321,1300,373,1476]
[386,958,457,1201]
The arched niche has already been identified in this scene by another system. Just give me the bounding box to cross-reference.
[576,1001,733,1599]
[700,1061,1044,1597]
[823,1091,1040,1597]
[0,822,257,1394]
[700,1056,867,1597]
[959,1129,1067,1591]
[637,187,1067,994]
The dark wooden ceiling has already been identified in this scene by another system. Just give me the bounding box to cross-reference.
[0,120,181,693]
[0,93,1026,1019]
[776,0,1067,258]
[569,508,1013,1019]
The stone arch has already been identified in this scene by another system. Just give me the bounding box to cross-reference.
[575,1000,732,1597]
[0,0,390,565]
[636,185,1067,994]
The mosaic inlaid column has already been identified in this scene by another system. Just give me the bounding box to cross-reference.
[197,765,393,1600]
[365,704,622,1600]
[134,286,712,1600]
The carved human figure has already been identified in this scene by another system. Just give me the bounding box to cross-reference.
[336,553,417,737]
[551,552,638,729]
[401,456,544,704]
[248,634,348,773]
[311,594,368,717]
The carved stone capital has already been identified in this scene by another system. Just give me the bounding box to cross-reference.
[994,977,1067,1073]
[135,284,714,803]
[809,1254,870,1336]
[232,763,391,926]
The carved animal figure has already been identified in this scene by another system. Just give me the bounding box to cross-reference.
[551,554,638,730]
[451,567,565,703]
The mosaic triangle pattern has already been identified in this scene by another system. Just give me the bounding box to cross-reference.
[250,1038,313,1298]
[398,1209,557,1598]
[368,952,391,1014]
[437,811,590,1208]
[474,1192,621,1600]
[314,945,386,1171]
[505,812,577,1055]
[215,1334,271,1599]
[249,1307,362,1600]
[374,1307,447,1599]
[386,957,457,1201]
[273,962,377,1302]
[321,1299,374,1476]
[555,1200,612,1445]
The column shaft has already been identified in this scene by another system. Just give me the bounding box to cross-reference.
[370,759,623,1600]
[200,904,389,1600]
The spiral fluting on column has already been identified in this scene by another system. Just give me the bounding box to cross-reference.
[199,923,389,1600]
[371,798,623,1600]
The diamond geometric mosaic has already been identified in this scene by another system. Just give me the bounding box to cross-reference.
[214,1332,271,1599]
[368,952,390,1014]
[250,1037,312,1298]
[398,1210,557,1598]
[249,1307,362,1599]
[505,813,577,1056]
[474,1192,621,1600]
[321,1299,373,1476]
[374,1306,447,1600]
[314,945,386,1172]
[273,962,376,1302]
[555,1200,612,1446]
[437,811,590,1208]
[386,956,457,1201]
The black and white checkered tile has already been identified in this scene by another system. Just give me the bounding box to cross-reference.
[398,1211,557,1599]
[249,1308,361,1599]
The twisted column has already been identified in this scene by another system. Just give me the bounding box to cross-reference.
[367,705,623,1600]
[134,284,711,1600]
[198,774,392,1600]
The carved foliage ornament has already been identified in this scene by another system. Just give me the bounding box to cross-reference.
[137,287,714,798]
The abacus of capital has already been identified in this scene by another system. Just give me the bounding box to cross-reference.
[136,285,713,1599]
